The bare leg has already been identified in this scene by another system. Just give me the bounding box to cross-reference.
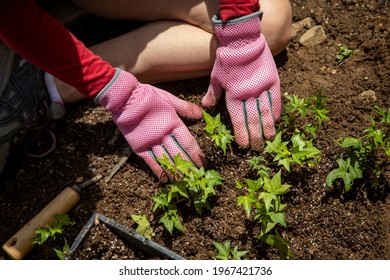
[57,21,218,103]
[70,0,292,52]
[58,0,292,103]
[71,0,219,33]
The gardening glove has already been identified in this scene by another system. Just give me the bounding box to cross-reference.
[95,68,206,179]
[202,11,281,151]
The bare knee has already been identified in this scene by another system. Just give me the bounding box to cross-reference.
[260,0,292,56]
[196,0,293,55]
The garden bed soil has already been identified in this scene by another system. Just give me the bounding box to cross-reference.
[67,212,185,260]
[70,219,147,260]
[0,0,389,260]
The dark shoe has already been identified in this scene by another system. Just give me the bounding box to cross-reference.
[0,42,65,174]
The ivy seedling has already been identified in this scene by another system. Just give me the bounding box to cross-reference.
[202,110,234,155]
[280,90,329,138]
[213,240,248,260]
[236,169,292,259]
[131,214,156,239]
[265,132,321,172]
[32,214,75,260]
[326,158,363,192]
[336,44,357,63]
[326,106,389,192]
[246,156,271,179]
[154,153,223,234]
[259,230,293,260]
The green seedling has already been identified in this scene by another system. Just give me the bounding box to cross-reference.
[265,132,321,172]
[259,230,293,260]
[266,91,328,172]
[32,214,75,260]
[280,90,329,138]
[373,106,390,126]
[236,170,292,259]
[326,158,363,192]
[131,214,156,239]
[153,153,223,234]
[213,240,248,260]
[336,44,357,63]
[247,156,271,179]
[202,110,234,155]
[326,106,389,192]
[236,92,327,258]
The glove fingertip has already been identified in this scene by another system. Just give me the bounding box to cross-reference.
[202,82,223,108]
[201,92,216,108]
[141,154,166,180]
[190,150,208,169]
[234,132,250,150]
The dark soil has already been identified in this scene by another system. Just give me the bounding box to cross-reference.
[1,0,389,260]
[70,221,156,260]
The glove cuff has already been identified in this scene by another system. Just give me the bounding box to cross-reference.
[94,68,138,112]
[219,0,260,22]
[212,10,262,25]
[212,11,263,43]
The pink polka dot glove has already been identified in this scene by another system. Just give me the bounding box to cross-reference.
[95,69,206,179]
[202,11,281,151]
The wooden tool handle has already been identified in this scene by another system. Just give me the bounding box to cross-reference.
[2,187,80,260]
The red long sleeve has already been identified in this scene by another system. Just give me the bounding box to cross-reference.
[219,0,260,22]
[0,0,115,98]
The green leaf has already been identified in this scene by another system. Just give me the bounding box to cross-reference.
[314,108,330,126]
[194,200,211,215]
[340,137,362,149]
[152,192,169,212]
[336,45,357,63]
[32,229,50,245]
[54,214,74,227]
[62,239,70,254]
[261,220,277,235]
[157,153,176,174]
[269,212,287,228]
[47,226,62,236]
[172,154,194,175]
[290,135,320,164]
[384,139,390,157]
[305,123,318,138]
[235,180,244,189]
[291,133,306,149]
[285,94,309,116]
[278,158,293,172]
[373,106,390,123]
[259,231,293,259]
[54,248,65,260]
[205,115,234,155]
[169,182,190,200]
[231,246,248,260]
[159,212,174,235]
[263,171,291,196]
[202,110,221,135]
[213,241,231,260]
[265,132,284,154]
[237,195,257,218]
[131,214,156,239]
[220,135,231,155]
[326,157,363,192]
[202,183,217,200]
[159,208,184,235]
[303,139,321,159]
[258,192,277,213]
[247,156,271,178]
[246,178,263,195]
[204,169,223,188]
